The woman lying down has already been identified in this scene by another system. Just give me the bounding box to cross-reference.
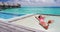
[35,15,54,30]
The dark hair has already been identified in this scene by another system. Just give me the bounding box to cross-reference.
[38,16,41,18]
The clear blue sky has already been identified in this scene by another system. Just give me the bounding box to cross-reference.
[0,0,9,2]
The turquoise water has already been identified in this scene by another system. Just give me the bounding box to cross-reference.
[0,12,24,19]
[0,7,60,15]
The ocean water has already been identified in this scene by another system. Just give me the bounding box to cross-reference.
[0,7,60,15]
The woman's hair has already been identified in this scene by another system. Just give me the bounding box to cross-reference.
[38,16,41,18]
[38,15,45,18]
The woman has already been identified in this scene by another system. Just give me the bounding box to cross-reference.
[35,15,54,30]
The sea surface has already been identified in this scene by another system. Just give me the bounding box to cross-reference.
[0,7,60,15]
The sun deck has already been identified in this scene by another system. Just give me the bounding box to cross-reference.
[10,14,60,32]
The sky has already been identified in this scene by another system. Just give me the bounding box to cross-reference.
[0,0,9,2]
[0,0,60,7]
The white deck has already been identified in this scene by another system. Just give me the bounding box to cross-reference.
[10,15,60,32]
